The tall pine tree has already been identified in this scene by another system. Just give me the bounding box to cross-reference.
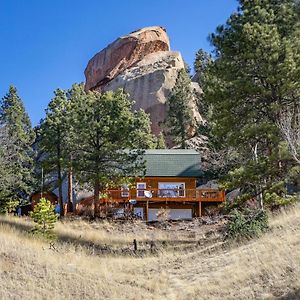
[0,86,34,208]
[193,49,212,87]
[39,89,69,216]
[203,0,300,206]
[0,126,21,212]
[164,69,195,148]
[68,88,154,216]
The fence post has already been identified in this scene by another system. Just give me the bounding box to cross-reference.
[133,239,138,251]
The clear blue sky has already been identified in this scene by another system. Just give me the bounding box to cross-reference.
[0,0,238,126]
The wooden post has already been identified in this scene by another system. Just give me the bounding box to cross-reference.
[145,201,149,222]
[198,201,202,217]
[133,239,138,251]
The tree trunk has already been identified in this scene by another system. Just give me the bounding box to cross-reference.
[56,130,64,217]
[93,178,100,218]
[253,143,264,210]
[181,120,186,149]
[67,164,73,213]
[57,165,64,217]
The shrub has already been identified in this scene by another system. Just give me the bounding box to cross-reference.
[0,197,19,214]
[30,198,58,239]
[264,181,298,209]
[226,209,269,241]
[264,192,297,208]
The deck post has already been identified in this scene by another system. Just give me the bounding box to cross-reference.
[198,201,202,217]
[145,201,149,222]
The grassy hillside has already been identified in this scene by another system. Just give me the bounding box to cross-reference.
[0,206,300,300]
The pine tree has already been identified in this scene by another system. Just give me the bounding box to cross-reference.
[0,86,35,206]
[203,0,300,206]
[68,88,154,216]
[156,132,167,149]
[193,49,212,87]
[0,126,20,213]
[30,198,58,239]
[39,89,69,216]
[164,69,194,148]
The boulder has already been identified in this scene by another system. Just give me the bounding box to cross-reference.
[226,188,241,203]
[84,26,170,91]
[84,26,203,139]
[197,180,220,190]
[103,51,201,135]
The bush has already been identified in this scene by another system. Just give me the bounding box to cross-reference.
[264,181,298,209]
[0,198,19,214]
[264,192,297,208]
[226,209,269,241]
[30,198,58,239]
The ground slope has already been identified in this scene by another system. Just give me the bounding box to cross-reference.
[0,205,300,300]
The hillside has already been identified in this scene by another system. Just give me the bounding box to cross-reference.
[0,206,300,299]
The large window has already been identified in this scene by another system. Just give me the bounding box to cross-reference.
[158,182,185,197]
[136,182,146,197]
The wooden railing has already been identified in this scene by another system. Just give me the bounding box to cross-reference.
[104,188,225,202]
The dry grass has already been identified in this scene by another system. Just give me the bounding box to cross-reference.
[0,205,300,300]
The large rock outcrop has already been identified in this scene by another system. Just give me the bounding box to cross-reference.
[85,26,170,91]
[84,26,202,137]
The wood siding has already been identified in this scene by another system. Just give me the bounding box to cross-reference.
[31,192,58,207]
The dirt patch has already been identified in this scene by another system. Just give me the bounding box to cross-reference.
[0,253,17,273]
[58,215,228,256]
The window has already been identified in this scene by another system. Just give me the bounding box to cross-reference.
[136,182,146,197]
[121,185,129,197]
[158,183,185,198]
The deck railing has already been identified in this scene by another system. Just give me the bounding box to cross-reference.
[104,188,225,202]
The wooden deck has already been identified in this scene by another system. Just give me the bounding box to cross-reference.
[76,188,225,219]
[104,188,225,203]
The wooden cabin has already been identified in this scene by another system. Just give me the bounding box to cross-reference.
[30,191,58,207]
[84,150,225,221]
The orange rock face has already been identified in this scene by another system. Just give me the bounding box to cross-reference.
[84,26,170,90]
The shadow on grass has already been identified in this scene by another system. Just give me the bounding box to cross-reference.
[0,217,202,257]
[279,289,300,300]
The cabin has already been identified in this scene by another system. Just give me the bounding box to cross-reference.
[32,149,225,220]
[30,191,58,207]
[83,149,225,221]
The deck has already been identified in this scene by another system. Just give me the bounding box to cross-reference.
[76,188,225,219]
[104,188,225,203]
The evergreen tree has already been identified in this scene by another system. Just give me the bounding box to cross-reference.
[156,132,167,149]
[0,126,20,212]
[203,0,300,206]
[69,88,154,216]
[30,198,58,239]
[193,49,212,86]
[39,89,69,216]
[0,86,35,206]
[164,69,195,148]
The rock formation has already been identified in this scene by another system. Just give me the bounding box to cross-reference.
[85,26,170,91]
[84,26,202,137]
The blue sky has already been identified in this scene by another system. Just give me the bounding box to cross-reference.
[0,0,238,125]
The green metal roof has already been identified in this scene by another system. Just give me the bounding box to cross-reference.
[142,149,202,177]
